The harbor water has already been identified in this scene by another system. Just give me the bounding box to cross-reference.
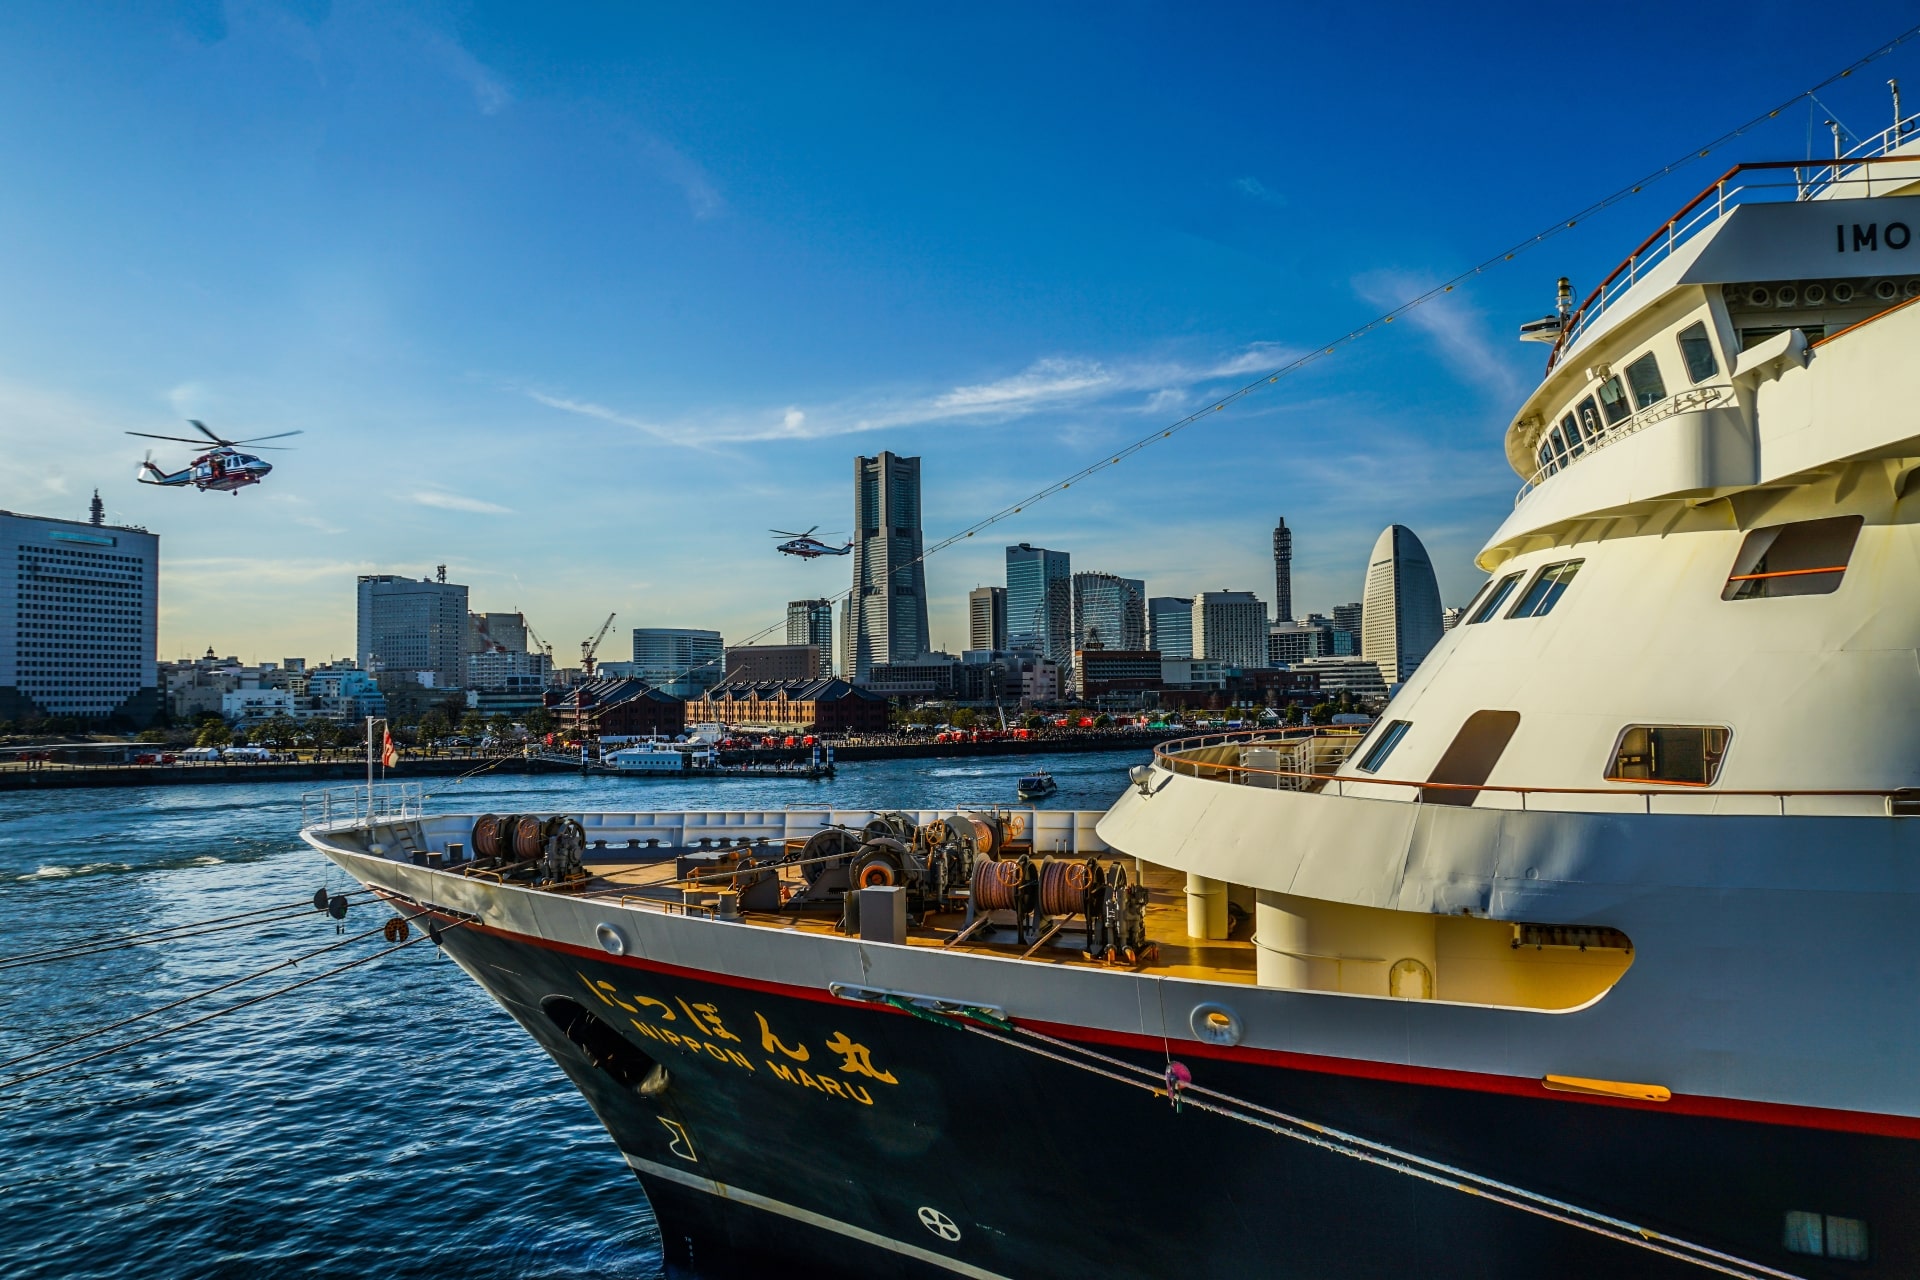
[0,750,1143,1279]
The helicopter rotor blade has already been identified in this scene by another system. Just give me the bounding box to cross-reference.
[227,430,304,445]
[188,419,231,445]
[126,431,209,444]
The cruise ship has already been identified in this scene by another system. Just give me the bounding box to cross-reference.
[304,119,1920,1278]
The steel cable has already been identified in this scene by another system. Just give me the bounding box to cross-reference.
[0,892,376,973]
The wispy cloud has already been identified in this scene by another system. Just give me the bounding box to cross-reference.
[634,133,725,219]
[1233,176,1286,207]
[529,342,1298,447]
[417,24,511,115]
[410,489,514,515]
[1354,272,1524,403]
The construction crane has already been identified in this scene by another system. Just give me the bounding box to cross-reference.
[523,618,558,665]
[581,613,617,678]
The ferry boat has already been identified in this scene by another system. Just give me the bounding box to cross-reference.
[304,120,1920,1279]
[604,740,715,773]
[1014,768,1057,800]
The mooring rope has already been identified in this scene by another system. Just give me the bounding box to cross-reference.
[0,891,378,973]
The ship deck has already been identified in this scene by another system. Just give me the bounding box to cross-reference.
[564,858,1259,983]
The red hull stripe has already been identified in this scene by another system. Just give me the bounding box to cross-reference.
[395,897,1920,1142]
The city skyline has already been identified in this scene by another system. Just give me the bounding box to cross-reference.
[2,8,1914,663]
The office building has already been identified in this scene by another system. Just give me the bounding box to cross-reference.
[1073,649,1161,700]
[968,586,1007,653]
[357,572,469,689]
[1,508,160,725]
[1193,591,1269,670]
[467,611,529,655]
[1297,655,1391,698]
[1147,596,1194,659]
[842,452,930,681]
[1072,572,1146,652]
[1268,620,1331,667]
[632,627,725,698]
[1272,517,1293,623]
[466,648,553,691]
[1006,543,1072,661]
[1360,524,1445,684]
[786,598,834,677]
[725,644,822,683]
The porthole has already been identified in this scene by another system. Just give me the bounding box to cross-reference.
[1774,284,1798,307]
[1906,279,1920,299]
[1875,279,1899,301]
[596,922,628,955]
[1831,281,1854,303]
[1802,282,1826,305]
[1190,1002,1244,1046]
[1747,285,1772,306]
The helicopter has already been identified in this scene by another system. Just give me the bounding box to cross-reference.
[771,526,852,559]
[126,420,303,494]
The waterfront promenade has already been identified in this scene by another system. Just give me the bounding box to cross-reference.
[0,727,1179,791]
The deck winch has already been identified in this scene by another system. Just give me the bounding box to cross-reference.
[466,814,588,886]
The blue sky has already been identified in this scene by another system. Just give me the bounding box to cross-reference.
[3,2,1917,663]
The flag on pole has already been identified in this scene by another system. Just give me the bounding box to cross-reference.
[381,727,398,769]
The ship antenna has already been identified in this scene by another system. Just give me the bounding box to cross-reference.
[1893,78,1906,139]
[1555,277,1572,321]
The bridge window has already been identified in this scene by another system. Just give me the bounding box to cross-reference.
[1508,560,1583,619]
[1625,352,1667,409]
[1721,516,1862,600]
[1356,720,1411,773]
[1557,414,1583,456]
[1536,439,1556,476]
[1466,572,1523,623]
[1597,375,1632,425]
[1575,396,1604,442]
[1677,322,1718,382]
[1607,725,1730,786]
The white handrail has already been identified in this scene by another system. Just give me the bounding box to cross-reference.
[1514,384,1732,503]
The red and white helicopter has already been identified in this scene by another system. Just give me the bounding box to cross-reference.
[772,526,852,558]
[127,420,302,494]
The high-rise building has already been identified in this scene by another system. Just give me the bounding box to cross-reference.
[632,628,726,698]
[842,452,929,681]
[967,586,1007,653]
[1267,621,1330,667]
[1332,601,1364,634]
[466,611,529,655]
[1360,525,1445,684]
[1072,572,1146,652]
[357,573,470,689]
[1272,517,1293,623]
[1147,596,1194,659]
[786,598,834,676]
[1193,591,1269,669]
[1,507,160,725]
[1005,543,1071,661]
[725,644,821,682]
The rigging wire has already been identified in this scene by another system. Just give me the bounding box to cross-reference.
[0,921,460,1095]
[642,20,1920,686]
[0,922,392,1073]
[895,998,1801,1280]
[0,891,376,973]
[0,895,351,967]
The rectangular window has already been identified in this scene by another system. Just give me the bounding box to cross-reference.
[1607,725,1731,786]
[1784,1211,1869,1261]
[1597,375,1632,425]
[1508,560,1583,619]
[1722,516,1862,600]
[1559,412,1582,451]
[1625,352,1667,409]
[1677,322,1718,383]
[1576,396,1604,442]
[1536,441,1555,476]
[1356,720,1411,773]
[1547,426,1569,464]
[1467,573,1523,623]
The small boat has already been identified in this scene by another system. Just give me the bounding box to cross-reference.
[1015,769,1057,800]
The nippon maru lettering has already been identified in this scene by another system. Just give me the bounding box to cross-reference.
[306,120,1920,1279]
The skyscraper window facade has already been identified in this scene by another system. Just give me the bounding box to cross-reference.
[632,628,726,697]
[1147,596,1194,659]
[1071,572,1146,652]
[1193,591,1269,670]
[842,452,929,681]
[786,598,834,677]
[1,509,159,725]
[357,573,469,689]
[1272,517,1293,623]
[1005,544,1072,661]
[1360,524,1444,684]
[967,586,1007,653]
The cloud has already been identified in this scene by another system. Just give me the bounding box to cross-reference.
[1354,272,1524,403]
[529,341,1300,448]
[634,133,725,219]
[421,28,511,115]
[1233,176,1287,207]
[410,489,514,515]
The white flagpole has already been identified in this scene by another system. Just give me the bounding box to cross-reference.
[365,714,374,822]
